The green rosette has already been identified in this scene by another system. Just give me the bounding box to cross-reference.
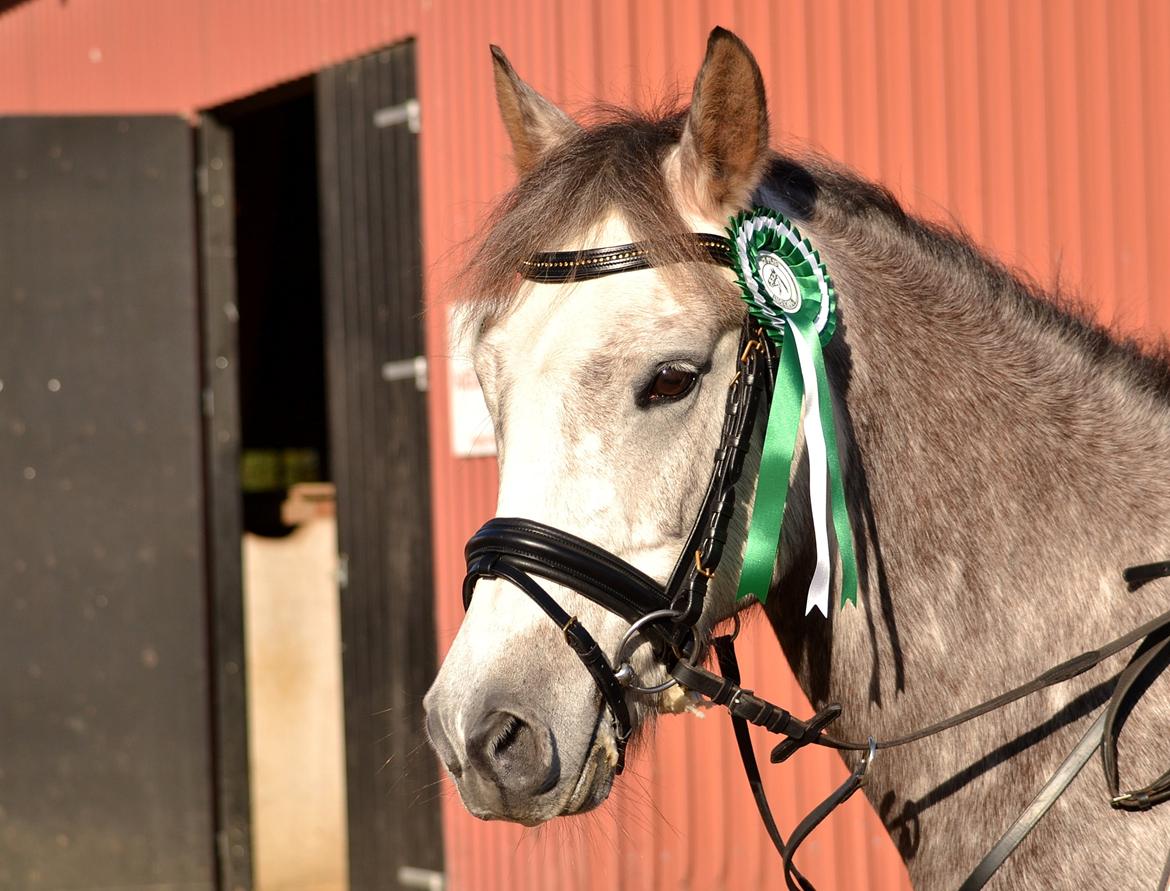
[726,208,857,615]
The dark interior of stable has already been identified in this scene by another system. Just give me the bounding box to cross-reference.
[222,80,331,536]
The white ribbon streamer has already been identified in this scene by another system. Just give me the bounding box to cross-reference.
[787,319,831,617]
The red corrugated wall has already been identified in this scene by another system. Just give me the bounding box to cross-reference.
[4,2,1169,889]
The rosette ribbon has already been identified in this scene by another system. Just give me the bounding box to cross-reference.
[728,208,858,616]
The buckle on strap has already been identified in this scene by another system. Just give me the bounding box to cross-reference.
[693,549,716,579]
[857,737,878,788]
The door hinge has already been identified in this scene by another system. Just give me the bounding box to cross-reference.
[381,355,428,392]
[336,553,349,591]
[373,98,421,133]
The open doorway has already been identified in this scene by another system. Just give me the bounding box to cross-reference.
[210,78,349,891]
[229,80,331,535]
[199,39,441,891]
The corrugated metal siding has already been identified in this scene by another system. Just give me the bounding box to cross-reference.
[418,4,1169,890]
[3,2,1169,889]
[0,0,422,114]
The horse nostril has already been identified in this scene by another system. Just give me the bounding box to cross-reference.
[467,708,559,797]
[490,714,524,759]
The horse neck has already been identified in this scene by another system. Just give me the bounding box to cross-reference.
[766,202,1170,780]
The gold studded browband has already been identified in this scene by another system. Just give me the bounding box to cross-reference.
[519,234,734,283]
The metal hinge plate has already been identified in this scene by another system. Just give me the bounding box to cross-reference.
[381,355,428,392]
[373,98,421,133]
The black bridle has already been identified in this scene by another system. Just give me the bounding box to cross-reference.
[461,228,1170,890]
[467,232,773,772]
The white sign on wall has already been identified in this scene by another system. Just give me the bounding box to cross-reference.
[447,310,497,458]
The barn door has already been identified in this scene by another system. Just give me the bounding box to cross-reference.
[0,118,217,888]
[317,41,444,888]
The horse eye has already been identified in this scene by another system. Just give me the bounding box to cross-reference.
[644,366,698,404]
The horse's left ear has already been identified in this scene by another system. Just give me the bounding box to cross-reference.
[677,27,770,214]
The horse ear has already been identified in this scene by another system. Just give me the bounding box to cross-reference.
[491,45,578,175]
[678,28,770,214]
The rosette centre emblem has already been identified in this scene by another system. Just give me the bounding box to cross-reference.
[757,251,802,314]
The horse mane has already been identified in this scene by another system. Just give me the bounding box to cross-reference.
[464,105,1170,402]
[780,155,1170,405]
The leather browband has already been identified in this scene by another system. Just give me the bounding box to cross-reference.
[519,233,734,283]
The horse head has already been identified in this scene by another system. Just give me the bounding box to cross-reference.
[423,28,800,825]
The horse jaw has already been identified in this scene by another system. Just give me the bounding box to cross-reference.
[424,214,747,824]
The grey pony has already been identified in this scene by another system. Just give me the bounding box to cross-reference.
[425,26,1170,889]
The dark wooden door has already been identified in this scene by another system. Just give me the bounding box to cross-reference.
[0,117,217,889]
[317,41,444,889]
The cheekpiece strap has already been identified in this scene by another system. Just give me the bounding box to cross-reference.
[520,234,733,283]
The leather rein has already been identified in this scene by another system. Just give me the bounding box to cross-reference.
[462,231,1170,890]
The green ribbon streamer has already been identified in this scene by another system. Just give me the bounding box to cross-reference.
[734,337,803,602]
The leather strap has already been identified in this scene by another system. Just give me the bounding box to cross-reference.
[519,234,733,283]
[464,556,633,772]
[465,518,674,637]
[711,637,812,890]
[957,709,1107,891]
[711,637,871,891]
[781,751,873,891]
[670,656,841,745]
[664,328,774,626]
[1123,560,1170,591]
[679,604,1170,891]
[820,605,1170,755]
[1102,625,1170,811]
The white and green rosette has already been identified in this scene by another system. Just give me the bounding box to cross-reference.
[728,208,858,616]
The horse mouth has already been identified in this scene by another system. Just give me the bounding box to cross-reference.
[559,705,619,816]
[561,735,617,816]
